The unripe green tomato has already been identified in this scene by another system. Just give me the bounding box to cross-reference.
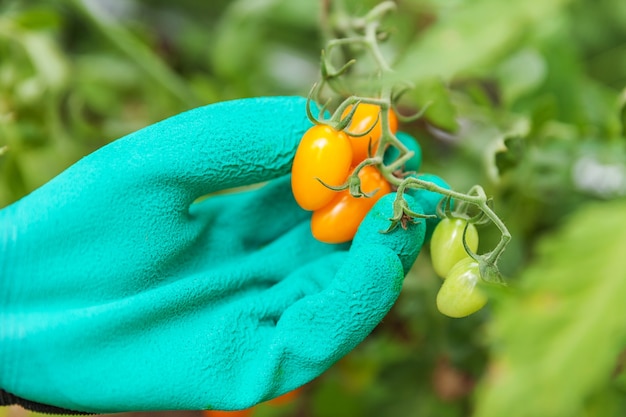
[430,217,479,278]
[436,258,487,318]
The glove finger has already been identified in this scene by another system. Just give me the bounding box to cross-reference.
[247,245,406,400]
[246,193,427,398]
[176,221,346,291]
[255,193,427,335]
[351,193,427,274]
[189,175,310,251]
[75,96,311,207]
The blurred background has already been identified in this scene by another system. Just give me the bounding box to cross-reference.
[2,0,626,416]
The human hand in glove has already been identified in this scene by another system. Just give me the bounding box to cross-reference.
[0,96,438,414]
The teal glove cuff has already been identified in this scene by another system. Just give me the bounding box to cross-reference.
[1,97,432,413]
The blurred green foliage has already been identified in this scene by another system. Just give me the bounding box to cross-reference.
[475,200,626,417]
[3,0,626,416]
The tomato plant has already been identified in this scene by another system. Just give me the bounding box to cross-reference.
[342,102,398,165]
[311,165,391,243]
[436,258,487,318]
[430,217,479,278]
[383,131,422,173]
[404,173,452,240]
[9,0,626,415]
[291,124,353,211]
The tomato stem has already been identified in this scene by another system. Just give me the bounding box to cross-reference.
[397,178,512,270]
[382,149,415,175]
[313,0,511,279]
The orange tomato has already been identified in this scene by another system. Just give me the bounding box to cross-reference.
[311,165,392,243]
[342,103,398,165]
[291,124,353,211]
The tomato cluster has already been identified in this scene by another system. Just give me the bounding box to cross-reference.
[342,103,398,165]
[291,103,399,244]
[430,217,487,318]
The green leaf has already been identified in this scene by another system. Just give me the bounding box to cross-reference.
[408,77,458,132]
[494,135,524,176]
[69,0,200,107]
[20,32,70,92]
[474,200,626,417]
[495,48,547,105]
[311,376,365,417]
[394,0,572,84]
[210,0,280,79]
[13,7,62,30]
[619,87,626,138]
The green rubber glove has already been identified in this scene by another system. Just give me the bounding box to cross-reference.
[0,96,433,413]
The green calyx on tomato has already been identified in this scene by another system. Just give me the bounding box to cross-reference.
[311,165,391,244]
[341,102,398,165]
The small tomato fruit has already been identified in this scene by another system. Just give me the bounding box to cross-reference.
[342,103,398,165]
[311,165,391,243]
[291,125,353,211]
[436,258,487,318]
[430,217,479,278]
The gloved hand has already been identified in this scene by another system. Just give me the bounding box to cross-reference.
[0,96,434,414]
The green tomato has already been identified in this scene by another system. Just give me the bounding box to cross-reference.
[436,258,487,318]
[430,217,479,278]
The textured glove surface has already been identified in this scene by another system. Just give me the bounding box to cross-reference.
[0,97,429,413]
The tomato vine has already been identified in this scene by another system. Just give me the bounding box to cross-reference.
[292,0,512,314]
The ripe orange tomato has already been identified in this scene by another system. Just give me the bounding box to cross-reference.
[291,124,353,211]
[342,103,398,165]
[311,165,392,243]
